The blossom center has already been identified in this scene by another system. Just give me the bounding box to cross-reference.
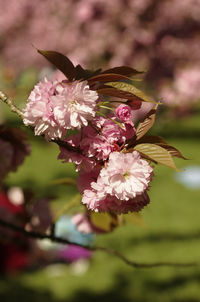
[69,98,78,111]
[123,171,130,178]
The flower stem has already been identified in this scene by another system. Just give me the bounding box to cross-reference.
[96,111,122,128]
[99,105,114,111]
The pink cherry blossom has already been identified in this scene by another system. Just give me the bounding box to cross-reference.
[81,134,120,161]
[97,151,153,201]
[80,116,136,161]
[82,187,150,214]
[99,117,122,143]
[23,78,99,140]
[81,151,153,214]
[23,77,66,140]
[82,188,107,213]
[53,80,99,130]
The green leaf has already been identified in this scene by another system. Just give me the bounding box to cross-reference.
[106,82,158,104]
[136,106,158,140]
[37,49,75,81]
[134,143,180,171]
[102,66,144,76]
[90,212,118,232]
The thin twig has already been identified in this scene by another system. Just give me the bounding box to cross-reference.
[53,139,82,153]
[0,90,24,119]
[0,218,197,268]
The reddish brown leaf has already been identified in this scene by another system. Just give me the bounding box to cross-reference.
[97,87,145,101]
[38,49,75,81]
[74,64,101,80]
[136,135,167,145]
[101,66,143,76]
[88,73,131,84]
[106,82,158,104]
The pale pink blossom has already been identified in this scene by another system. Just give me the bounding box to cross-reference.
[82,188,107,213]
[80,116,136,161]
[98,115,136,142]
[82,187,150,214]
[53,80,98,130]
[81,151,153,214]
[81,134,120,161]
[115,104,132,122]
[80,121,120,161]
[23,77,66,140]
[24,78,99,140]
[97,151,153,201]
[99,118,122,143]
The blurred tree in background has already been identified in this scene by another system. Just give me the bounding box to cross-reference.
[0,0,200,112]
[0,1,200,302]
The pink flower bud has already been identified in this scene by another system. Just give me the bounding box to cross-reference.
[115,104,132,121]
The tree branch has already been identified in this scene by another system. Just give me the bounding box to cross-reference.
[0,218,198,268]
[0,90,24,119]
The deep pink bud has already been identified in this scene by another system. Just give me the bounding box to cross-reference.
[115,104,132,121]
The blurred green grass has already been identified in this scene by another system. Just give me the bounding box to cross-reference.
[1,80,200,301]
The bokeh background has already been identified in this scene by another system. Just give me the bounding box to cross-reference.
[0,0,200,301]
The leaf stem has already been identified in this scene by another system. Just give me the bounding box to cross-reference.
[96,111,122,128]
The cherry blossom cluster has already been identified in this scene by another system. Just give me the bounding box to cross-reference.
[23,77,153,214]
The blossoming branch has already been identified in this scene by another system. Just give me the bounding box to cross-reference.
[17,49,185,230]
